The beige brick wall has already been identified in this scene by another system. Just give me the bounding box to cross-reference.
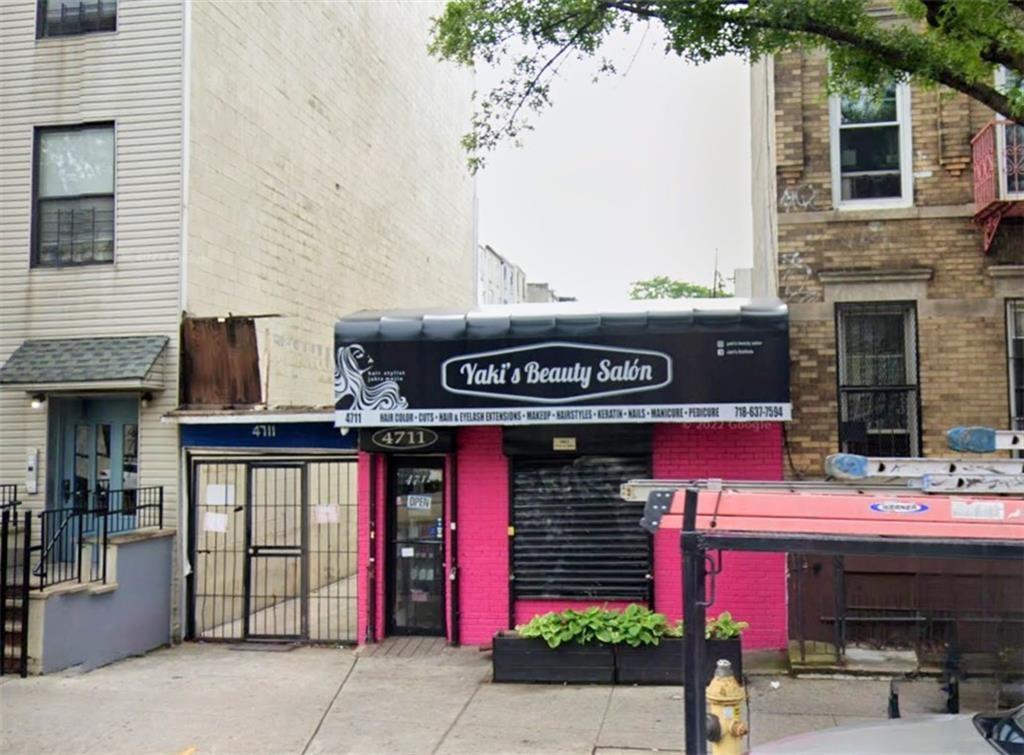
[761,50,1024,478]
[185,2,476,408]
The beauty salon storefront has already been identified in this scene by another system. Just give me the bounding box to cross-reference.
[335,300,792,650]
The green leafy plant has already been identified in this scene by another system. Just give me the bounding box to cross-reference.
[516,604,681,649]
[705,612,749,640]
[517,607,615,648]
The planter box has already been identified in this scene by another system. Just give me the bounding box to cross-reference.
[492,632,615,684]
[614,637,743,685]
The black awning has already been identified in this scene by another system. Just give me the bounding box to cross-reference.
[335,299,788,342]
[333,299,790,428]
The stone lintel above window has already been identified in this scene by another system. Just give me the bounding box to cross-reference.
[819,267,933,304]
[989,265,1024,300]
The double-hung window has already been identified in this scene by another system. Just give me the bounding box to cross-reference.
[837,303,920,457]
[33,124,115,267]
[996,68,1024,198]
[37,0,116,38]
[1008,300,1024,431]
[830,83,913,208]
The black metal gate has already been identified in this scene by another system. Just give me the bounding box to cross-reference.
[189,458,357,644]
[1,486,31,677]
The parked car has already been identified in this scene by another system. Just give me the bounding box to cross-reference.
[753,704,1024,754]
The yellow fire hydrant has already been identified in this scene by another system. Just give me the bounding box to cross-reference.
[706,659,748,755]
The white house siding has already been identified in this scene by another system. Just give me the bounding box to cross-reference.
[185,1,476,408]
[0,0,183,540]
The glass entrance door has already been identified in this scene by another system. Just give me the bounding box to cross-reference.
[388,460,445,636]
[51,397,139,520]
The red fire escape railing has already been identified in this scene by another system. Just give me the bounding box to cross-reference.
[972,120,1024,253]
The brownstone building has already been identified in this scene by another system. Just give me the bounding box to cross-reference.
[749,49,1024,662]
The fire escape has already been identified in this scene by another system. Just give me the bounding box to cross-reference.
[972,120,1024,253]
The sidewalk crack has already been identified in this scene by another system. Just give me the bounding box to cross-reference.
[592,686,616,753]
[301,656,359,755]
[430,680,483,755]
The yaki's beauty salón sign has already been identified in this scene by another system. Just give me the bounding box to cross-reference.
[333,326,790,428]
[442,343,672,404]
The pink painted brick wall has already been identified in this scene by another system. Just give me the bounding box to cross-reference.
[455,427,510,645]
[356,451,387,643]
[651,423,788,650]
[359,422,789,650]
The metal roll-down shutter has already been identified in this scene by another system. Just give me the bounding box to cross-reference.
[511,456,651,601]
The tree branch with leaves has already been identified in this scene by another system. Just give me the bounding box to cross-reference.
[430,0,1024,171]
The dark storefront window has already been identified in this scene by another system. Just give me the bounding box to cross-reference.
[837,302,920,457]
[1008,300,1024,431]
[511,456,650,601]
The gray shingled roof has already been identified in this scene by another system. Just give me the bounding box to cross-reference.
[0,336,169,385]
[336,298,788,342]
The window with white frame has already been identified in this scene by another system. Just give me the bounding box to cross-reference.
[996,68,1024,198]
[1008,300,1024,431]
[33,124,115,267]
[837,303,920,457]
[830,83,913,207]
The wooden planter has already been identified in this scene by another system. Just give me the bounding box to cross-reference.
[492,633,742,685]
[614,637,743,685]
[492,632,615,684]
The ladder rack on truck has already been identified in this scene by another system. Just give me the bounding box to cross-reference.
[623,473,1024,755]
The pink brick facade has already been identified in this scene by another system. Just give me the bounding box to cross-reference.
[357,422,788,649]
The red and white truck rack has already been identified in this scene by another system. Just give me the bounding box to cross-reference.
[622,437,1024,755]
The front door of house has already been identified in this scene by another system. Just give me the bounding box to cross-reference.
[388,459,446,636]
[51,396,139,517]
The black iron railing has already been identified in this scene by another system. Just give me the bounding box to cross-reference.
[1,487,30,677]
[0,485,19,511]
[32,486,164,590]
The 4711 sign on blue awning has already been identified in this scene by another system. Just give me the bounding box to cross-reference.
[334,307,791,428]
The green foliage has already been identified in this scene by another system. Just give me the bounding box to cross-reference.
[430,0,1024,170]
[516,604,681,648]
[516,606,748,648]
[705,611,749,640]
[629,276,726,300]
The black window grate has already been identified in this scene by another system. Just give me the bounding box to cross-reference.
[38,0,116,37]
[36,199,114,266]
[511,456,650,601]
[1008,300,1024,434]
[836,302,920,457]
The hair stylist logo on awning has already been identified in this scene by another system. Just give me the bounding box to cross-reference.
[441,342,672,404]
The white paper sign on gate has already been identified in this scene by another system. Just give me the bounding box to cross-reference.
[205,484,235,506]
[313,504,340,524]
[203,511,229,533]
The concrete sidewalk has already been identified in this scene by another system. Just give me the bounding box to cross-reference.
[0,643,1001,754]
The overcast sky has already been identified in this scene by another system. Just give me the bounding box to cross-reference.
[476,27,752,304]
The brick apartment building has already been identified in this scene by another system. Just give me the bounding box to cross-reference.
[750,48,1024,661]
[752,51,1023,475]
[0,0,474,673]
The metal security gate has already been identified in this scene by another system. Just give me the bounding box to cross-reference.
[247,465,305,639]
[189,457,357,643]
[789,553,1024,668]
